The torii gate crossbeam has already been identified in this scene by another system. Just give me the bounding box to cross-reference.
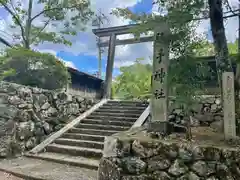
[92,24,154,99]
[93,22,170,134]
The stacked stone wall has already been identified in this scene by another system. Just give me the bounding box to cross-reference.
[99,128,240,180]
[0,81,98,157]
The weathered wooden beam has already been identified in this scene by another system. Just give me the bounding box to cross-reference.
[92,24,141,37]
[103,34,116,99]
[98,36,154,47]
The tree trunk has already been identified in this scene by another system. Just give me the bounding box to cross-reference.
[208,0,233,102]
[24,0,33,49]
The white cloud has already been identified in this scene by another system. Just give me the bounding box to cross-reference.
[224,16,239,42]
[37,49,77,69]
[1,0,239,71]
[195,0,239,42]
[152,0,239,43]
[61,59,77,69]
[0,0,150,69]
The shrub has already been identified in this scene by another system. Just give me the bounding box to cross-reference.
[0,47,70,90]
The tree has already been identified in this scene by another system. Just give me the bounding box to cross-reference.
[112,56,211,100]
[92,9,110,79]
[194,40,238,56]
[0,0,93,49]
[228,39,238,54]
[111,0,216,138]
[112,59,152,100]
[113,0,240,92]
[0,47,70,89]
[194,41,215,57]
[208,0,233,97]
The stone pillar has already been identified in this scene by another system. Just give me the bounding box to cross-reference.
[222,72,236,139]
[104,33,116,99]
[148,26,170,134]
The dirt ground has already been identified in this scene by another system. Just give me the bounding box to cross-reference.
[168,126,240,148]
[0,171,23,180]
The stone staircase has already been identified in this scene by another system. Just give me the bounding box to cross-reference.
[25,100,148,170]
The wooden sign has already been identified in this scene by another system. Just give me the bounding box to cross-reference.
[222,72,236,139]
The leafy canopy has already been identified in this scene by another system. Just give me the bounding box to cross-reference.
[0,47,70,90]
[112,59,152,100]
[0,0,93,48]
[194,39,238,57]
[111,0,208,106]
[112,56,212,101]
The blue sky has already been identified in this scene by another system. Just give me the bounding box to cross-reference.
[56,0,153,79]
[0,0,238,80]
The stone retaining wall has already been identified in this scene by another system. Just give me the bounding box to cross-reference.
[0,81,98,157]
[144,95,223,132]
[171,95,223,129]
[99,128,240,180]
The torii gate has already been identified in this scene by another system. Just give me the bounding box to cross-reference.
[92,23,170,133]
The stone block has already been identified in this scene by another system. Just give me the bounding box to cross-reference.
[0,81,97,157]
[97,128,240,180]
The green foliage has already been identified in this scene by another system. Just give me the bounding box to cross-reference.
[228,39,238,55]
[112,0,223,117]
[0,56,15,81]
[112,59,152,100]
[0,47,70,89]
[194,40,238,57]
[112,56,212,102]
[168,56,211,109]
[193,41,215,57]
[0,0,93,48]
[112,0,206,57]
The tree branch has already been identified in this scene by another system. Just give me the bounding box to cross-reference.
[30,5,76,22]
[9,0,18,16]
[31,18,51,41]
[224,0,238,16]
[193,11,240,21]
[0,36,12,47]
[24,0,33,48]
[0,1,27,44]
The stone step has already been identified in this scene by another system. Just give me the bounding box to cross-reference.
[107,100,148,104]
[68,127,120,136]
[54,138,104,149]
[46,144,102,158]
[95,108,144,114]
[90,111,140,118]
[81,119,133,127]
[86,115,137,122]
[108,100,148,104]
[104,103,148,107]
[61,133,105,142]
[99,105,147,110]
[76,123,129,131]
[25,152,99,170]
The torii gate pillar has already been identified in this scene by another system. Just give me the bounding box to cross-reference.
[92,23,171,135]
[92,24,153,99]
[104,34,116,99]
